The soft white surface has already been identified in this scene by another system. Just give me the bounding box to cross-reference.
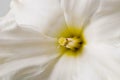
[0,0,11,17]
[0,0,120,80]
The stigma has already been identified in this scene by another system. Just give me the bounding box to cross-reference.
[57,26,86,57]
[58,37,83,50]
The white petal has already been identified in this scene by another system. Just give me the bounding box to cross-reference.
[49,55,99,80]
[0,15,60,80]
[0,57,58,80]
[10,0,66,37]
[49,51,102,80]
[85,44,120,80]
[60,0,99,27]
[84,12,120,46]
[92,0,120,21]
[49,44,120,80]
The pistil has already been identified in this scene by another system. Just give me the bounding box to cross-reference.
[58,37,83,50]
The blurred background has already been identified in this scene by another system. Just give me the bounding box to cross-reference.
[0,0,11,17]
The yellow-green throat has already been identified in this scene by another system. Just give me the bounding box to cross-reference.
[57,26,86,57]
[58,37,83,50]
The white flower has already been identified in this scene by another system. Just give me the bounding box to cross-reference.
[0,0,120,80]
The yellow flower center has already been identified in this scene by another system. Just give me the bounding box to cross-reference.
[58,37,82,50]
[57,26,86,57]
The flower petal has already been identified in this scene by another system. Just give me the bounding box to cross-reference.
[0,15,60,79]
[10,0,66,37]
[92,0,120,21]
[49,44,120,80]
[0,57,59,80]
[85,44,120,80]
[49,55,101,80]
[60,0,99,27]
[84,0,120,46]
[84,12,120,46]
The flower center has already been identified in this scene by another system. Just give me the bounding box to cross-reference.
[58,37,83,50]
[57,26,86,57]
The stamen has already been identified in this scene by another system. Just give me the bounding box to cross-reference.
[58,37,82,50]
[58,37,68,46]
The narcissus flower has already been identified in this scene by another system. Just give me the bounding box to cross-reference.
[0,0,120,80]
